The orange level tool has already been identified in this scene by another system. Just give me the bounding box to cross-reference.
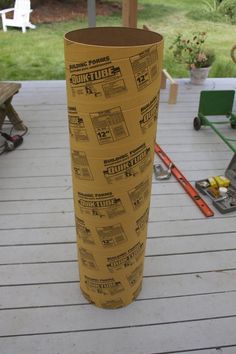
[154,143,214,217]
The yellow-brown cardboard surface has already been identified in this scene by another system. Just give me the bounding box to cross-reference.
[65,28,163,105]
[68,92,160,148]
[64,27,163,308]
[70,136,155,186]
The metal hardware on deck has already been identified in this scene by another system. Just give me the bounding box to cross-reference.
[155,143,214,217]
[153,163,172,180]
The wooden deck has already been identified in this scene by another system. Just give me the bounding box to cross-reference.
[0,78,236,354]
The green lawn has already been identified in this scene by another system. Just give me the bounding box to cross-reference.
[0,0,236,80]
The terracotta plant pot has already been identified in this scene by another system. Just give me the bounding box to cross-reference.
[189,66,211,85]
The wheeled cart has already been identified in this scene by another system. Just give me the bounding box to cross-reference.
[194,90,236,213]
[193,90,236,153]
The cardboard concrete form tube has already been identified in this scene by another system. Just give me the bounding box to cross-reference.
[77,230,147,273]
[64,28,163,105]
[78,230,148,280]
[75,217,150,252]
[64,26,163,308]
[69,134,156,187]
[79,260,144,308]
[66,79,161,113]
[73,179,151,226]
[69,121,157,152]
[65,61,163,105]
[77,241,146,308]
[74,192,151,246]
[72,176,152,225]
[64,27,163,61]
[68,92,160,149]
[78,267,144,309]
[70,154,155,191]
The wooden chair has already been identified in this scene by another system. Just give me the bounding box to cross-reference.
[0,0,36,33]
[0,82,25,131]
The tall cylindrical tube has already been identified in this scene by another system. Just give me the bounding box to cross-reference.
[64,27,163,308]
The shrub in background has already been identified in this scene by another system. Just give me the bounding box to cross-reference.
[202,0,225,12]
[0,0,14,8]
[187,0,236,24]
[220,0,236,23]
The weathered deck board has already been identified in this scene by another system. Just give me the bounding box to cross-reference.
[1,317,236,354]
[1,250,236,285]
[1,269,236,309]
[0,78,236,354]
[1,233,236,265]
[1,292,236,337]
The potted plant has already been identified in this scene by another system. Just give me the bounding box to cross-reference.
[169,32,216,84]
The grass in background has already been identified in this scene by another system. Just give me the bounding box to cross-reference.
[0,0,235,80]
